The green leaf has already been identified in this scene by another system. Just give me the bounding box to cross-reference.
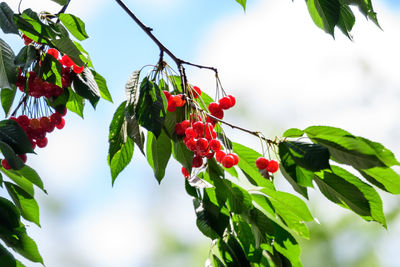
[14,45,37,72]
[358,167,400,194]
[193,196,230,239]
[218,235,250,267]
[172,139,193,173]
[282,128,304,138]
[249,208,302,266]
[41,53,62,87]
[280,141,330,172]
[109,136,134,185]
[232,142,275,188]
[252,187,314,238]
[0,243,24,267]
[72,41,93,68]
[66,88,85,118]
[135,77,167,138]
[0,3,18,34]
[12,231,43,264]
[235,0,247,11]
[0,141,24,170]
[125,70,140,107]
[5,182,40,226]
[307,0,341,36]
[108,102,135,184]
[349,0,380,27]
[1,87,16,117]
[92,70,112,102]
[50,0,69,5]
[314,165,386,227]
[337,4,355,39]
[15,165,45,192]
[0,119,34,154]
[146,130,171,184]
[52,37,84,66]
[13,9,54,44]
[278,144,310,198]
[58,13,88,41]
[305,126,398,169]
[0,197,20,230]
[71,68,100,108]
[0,38,17,89]
[0,168,34,197]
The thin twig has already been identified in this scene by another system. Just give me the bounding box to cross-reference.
[56,0,72,23]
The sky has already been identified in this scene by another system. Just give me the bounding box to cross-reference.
[2,0,400,266]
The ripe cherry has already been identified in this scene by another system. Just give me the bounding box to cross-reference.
[193,121,205,135]
[215,150,226,163]
[163,90,171,100]
[36,137,48,148]
[196,138,209,152]
[211,108,224,120]
[185,138,197,152]
[47,48,59,59]
[192,86,202,98]
[209,139,221,151]
[208,102,221,114]
[229,153,239,165]
[256,157,269,170]
[222,155,235,168]
[56,118,65,130]
[172,94,185,107]
[167,99,177,112]
[192,156,203,168]
[17,115,30,127]
[18,154,27,163]
[219,96,232,110]
[1,159,11,170]
[206,151,215,159]
[228,95,236,108]
[181,120,191,132]
[181,166,190,178]
[175,123,185,136]
[50,112,62,125]
[185,127,197,139]
[266,160,279,173]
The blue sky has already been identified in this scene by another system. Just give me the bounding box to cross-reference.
[2,0,400,266]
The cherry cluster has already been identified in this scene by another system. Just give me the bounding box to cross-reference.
[208,95,236,121]
[256,157,279,174]
[1,110,67,170]
[1,42,80,170]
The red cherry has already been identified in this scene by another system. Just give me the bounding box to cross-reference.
[1,159,11,170]
[192,156,203,168]
[215,151,226,163]
[185,138,197,152]
[208,102,221,114]
[18,154,27,163]
[209,139,221,151]
[72,65,84,74]
[172,94,185,107]
[29,118,40,129]
[196,138,209,152]
[228,153,239,165]
[61,55,74,67]
[39,117,51,131]
[175,123,185,136]
[206,131,217,142]
[185,127,197,139]
[210,107,224,120]
[56,118,65,129]
[50,112,62,125]
[29,138,36,150]
[192,86,202,98]
[36,137,48,148]
[228,95,236,108]
[219,97,232,110]
[163,90,171,100]
[47,48,59,59]
[256,157,269,170]
[222,155,235,168]
[181,120,191,132]
[193,121,205,136]
[167,99,177,112]
[266,160,279,173]
[206,151,215,159]
[181,166,190,178]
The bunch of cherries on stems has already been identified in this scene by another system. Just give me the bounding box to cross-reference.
[1,36,84,170]
[163,85,279,179]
